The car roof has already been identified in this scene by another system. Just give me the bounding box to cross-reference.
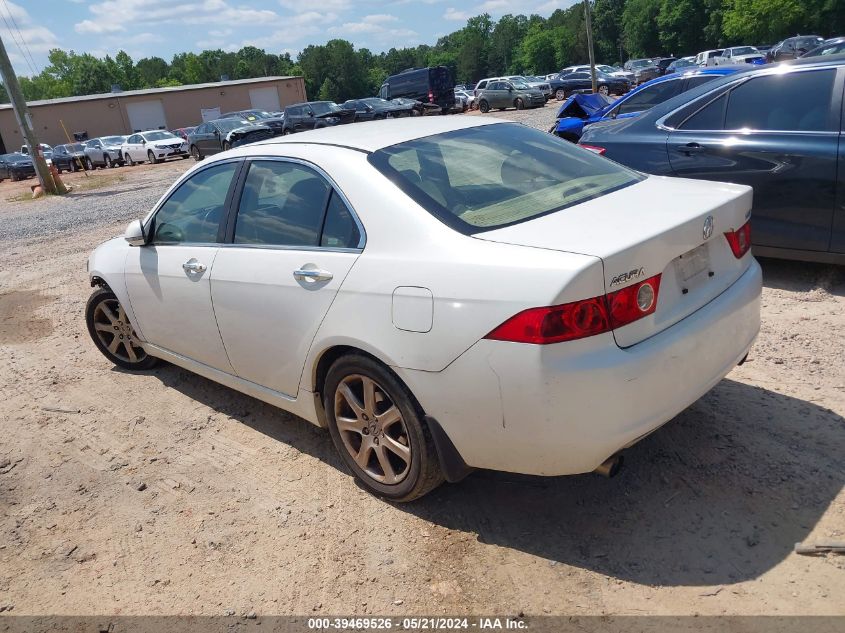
[258,116,503,153]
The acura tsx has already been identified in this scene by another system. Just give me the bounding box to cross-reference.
[86,117,761,501]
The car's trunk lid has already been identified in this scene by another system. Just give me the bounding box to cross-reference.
[476,175,753,348]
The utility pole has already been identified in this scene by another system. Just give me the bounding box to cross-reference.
[583,0,598,94]
[0,34,57,195]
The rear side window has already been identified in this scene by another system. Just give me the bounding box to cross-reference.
[680,93,727,130]
[321,191,361,249]
[234,161,330,247]
[615,79,682,116]
[369,123,643,234]
[685,75,719,89]
[152,162,238,244]
[723,70,835,131]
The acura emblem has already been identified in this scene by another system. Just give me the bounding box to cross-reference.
[703,215,714,240]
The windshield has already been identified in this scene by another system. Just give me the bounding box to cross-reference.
[731,47,757,55]
[143,131,177,141]
[101,136,125,145]
[674,59,696,67]
[311,102,342,114]
[368,123,643,234]
[7,153,29,162]
[511,82,531,90]
[69,143,85,151]
[215,119,251,133]
[631,59,652,68]
[598,65,617,72]
[244,110,272,119]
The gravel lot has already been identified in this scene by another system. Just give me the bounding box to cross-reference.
[0,122,843,617]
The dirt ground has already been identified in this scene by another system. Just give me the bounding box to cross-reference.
[0,145,843,618]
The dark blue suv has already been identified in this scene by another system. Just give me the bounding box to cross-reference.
[578,55,845,264]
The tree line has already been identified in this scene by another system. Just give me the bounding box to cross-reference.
[1,0,842,105]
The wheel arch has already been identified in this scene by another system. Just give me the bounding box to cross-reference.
[309,342,472,483]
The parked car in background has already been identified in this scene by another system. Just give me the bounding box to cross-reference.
[802,37,845,58]
[454,89,475,110]
[503,75,552,100]
[342,98,412,121]
[123,130,189,165]
[51,143,88,173]
[0,153,35,181]
[454,83,468,91]
[548,71,630,98]
[390,97,435,116]
[187,119,271,160]
[85,117,761,501]
[171,127,197,142]
[561,65,636,84]
[767,36,824,61]
[451,92,468,112]
[281,101,355,134]
[551,67,739,141]
[84,136,127,169]
[714,46,766,65]
[653,57,678,75]
[665,57,697,74]
[19,143,52,158]
[219,109,286,136]
[694,49,725,66]
[623,59,660,84]
[476,79,545,112]
[579,56,845,263]
[378,66,456,114]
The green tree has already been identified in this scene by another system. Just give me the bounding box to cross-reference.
[136,57,169,88]
[657,0,707,56]
[623,0,663,56]
[593,0,626,62]
[517,24,559,73]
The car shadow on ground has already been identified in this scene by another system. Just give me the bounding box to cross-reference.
[759,257,845,296]
[150,363,844,589]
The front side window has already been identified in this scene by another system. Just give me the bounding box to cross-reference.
[369,123,643,234]
[724,70,834,131]
[151,162,238,244]
[234,161,330,247]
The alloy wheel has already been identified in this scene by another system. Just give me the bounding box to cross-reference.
[91,297,147,364]
[599,84,609,96]
[334,374,412,485]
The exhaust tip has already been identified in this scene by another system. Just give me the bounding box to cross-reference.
[595,454,623,478]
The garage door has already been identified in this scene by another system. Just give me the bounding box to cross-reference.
[126,100,167,132]
[249,87,281,112]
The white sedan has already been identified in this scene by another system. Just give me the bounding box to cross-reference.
[86,117,761,501]
[121,130,189,165]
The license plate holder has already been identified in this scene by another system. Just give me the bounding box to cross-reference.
[676,243,710,282]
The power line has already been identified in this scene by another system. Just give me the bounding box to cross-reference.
[0,0,39,76]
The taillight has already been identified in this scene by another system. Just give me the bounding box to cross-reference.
[606,274,661,328]
[724,221,752,258]
[485,274,662,345]
[579,144,606,155]
[428,91,434,103]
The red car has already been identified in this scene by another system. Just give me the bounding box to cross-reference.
[170,127,196,141]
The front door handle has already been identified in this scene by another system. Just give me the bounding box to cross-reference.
[293,268,333,282]
[677,142,705,155]
[182,260,207,273]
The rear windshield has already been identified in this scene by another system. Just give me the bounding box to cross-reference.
[368,123,643,234]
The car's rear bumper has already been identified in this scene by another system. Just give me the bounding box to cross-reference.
[398,259,762,476]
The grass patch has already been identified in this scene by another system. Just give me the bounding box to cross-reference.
[4,173,127,203]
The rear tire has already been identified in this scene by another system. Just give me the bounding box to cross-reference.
[598,84,609,96]
[85,157,94,171]
[125,152,135,166]
[555,88,566,100]
[324,354,444,502]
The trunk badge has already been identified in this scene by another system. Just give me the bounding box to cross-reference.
[703,215,714,240]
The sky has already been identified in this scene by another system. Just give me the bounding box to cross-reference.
[1,0,578,76]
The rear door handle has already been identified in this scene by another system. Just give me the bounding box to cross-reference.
[294,268,333,282]
[182,260,207,273]
[677,143,705,155]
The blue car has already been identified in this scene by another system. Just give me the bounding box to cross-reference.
[578,54,845,264]
[550,68,740,142]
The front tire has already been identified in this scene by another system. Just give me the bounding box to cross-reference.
[598,84,609,96]
[86,288,158,371]
[147,150,159,164]
[190,145,202,161]
[478,99,490,113]
[85,157,94,171]
[222,141,231,152]
[125,152,135,166]
[515,98,524,110]
[104,154,113,168]
[324,355,444,502]
[555,88,566,100]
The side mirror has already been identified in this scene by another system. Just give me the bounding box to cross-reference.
[141,140,146,145]
[507,86,514,91]
[124,219,146,247]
